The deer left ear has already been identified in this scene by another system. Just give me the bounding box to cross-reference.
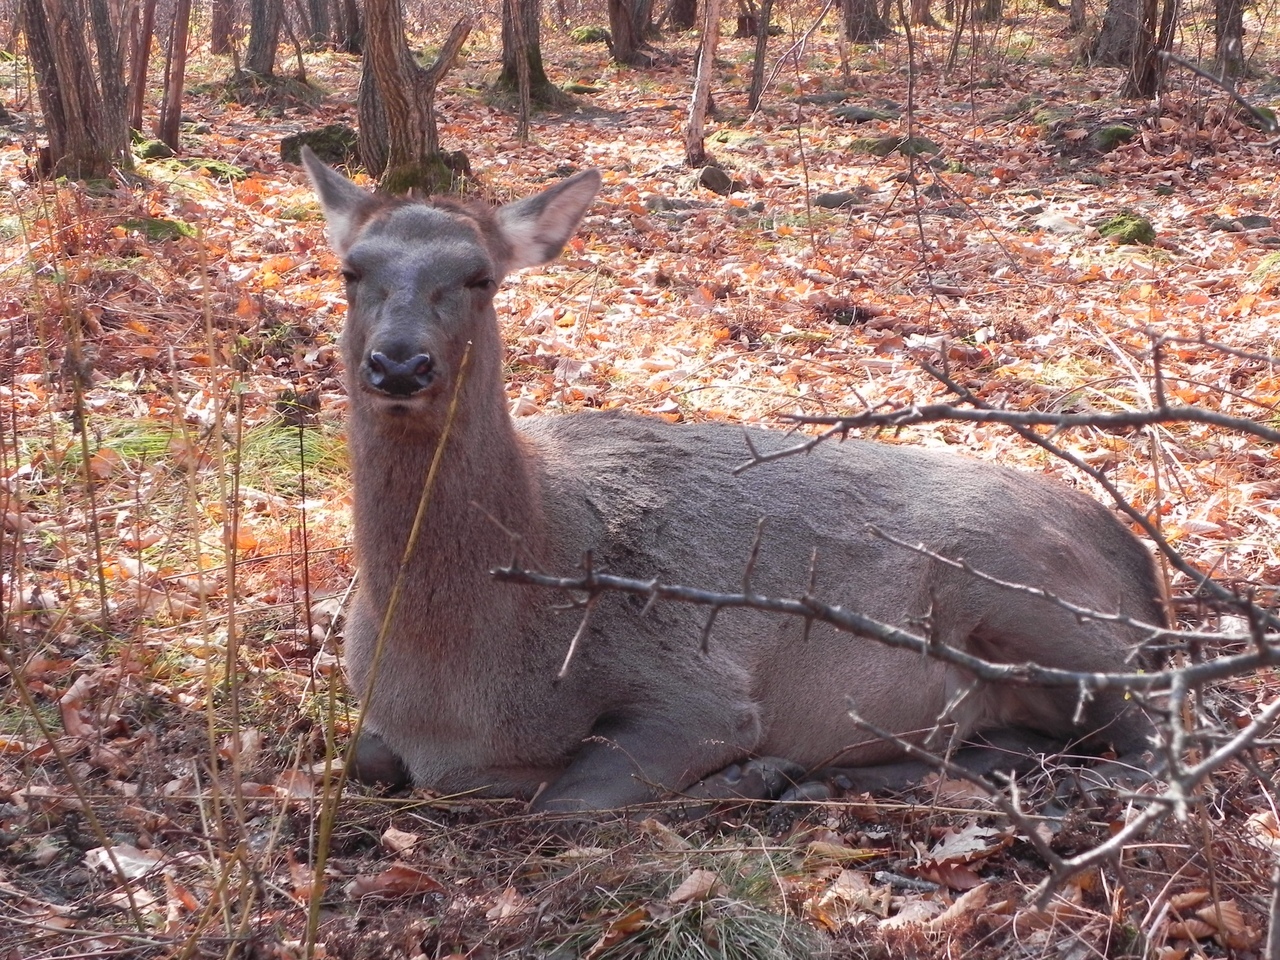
[496,170,601,274]
[302,146,379,257]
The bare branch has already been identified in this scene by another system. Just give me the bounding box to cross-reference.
[785,400,1280,446]
[491,563,1280,692]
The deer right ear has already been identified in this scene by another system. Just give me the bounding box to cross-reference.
[497,169,601,274]
[302,146,377,257]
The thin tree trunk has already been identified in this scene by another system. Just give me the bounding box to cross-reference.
[87,0,129,152]
[1214,0,1244,76]
[671,0,697,29]
[359,10,472,187]
[746,0,774,110]
[211,0,233,53]
[606,0,654,65]
[685,0,722,167]
[128,0,157,131]
[308,0,332,44]
[157,0,192,149]
[336,0,362,52]
[499,0,559,107]
[843,0,892,41]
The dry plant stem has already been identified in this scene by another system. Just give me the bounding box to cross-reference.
[1267,864,1280,960]
[746,0,835,123]
[303,341,474,957]
[1034,691,1280,905]
[787,400,1280,450]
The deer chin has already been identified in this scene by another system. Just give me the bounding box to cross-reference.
[357,382,445,417]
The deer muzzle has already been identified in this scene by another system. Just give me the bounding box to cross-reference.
[365,350,435,397]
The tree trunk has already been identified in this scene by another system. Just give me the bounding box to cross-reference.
[499,0,560,106]
[1214,0,1244,77]
[972,0,1002,21]
[358,10,473,190]
[746,0,774,110]
[128,0,157,131]
[671,0,697,29]
[685,0,721,167]
[20,0,128,178]
[842,0,892,41]
[336,0,362,52]
[211,0,233,53]
[1069,0,1085,32]
[910,0,940,27]
[157,0,191,149]
[607,0,655,65]
[245,0,283,75]
[307,0,332,44]
[1092,0,1168,96]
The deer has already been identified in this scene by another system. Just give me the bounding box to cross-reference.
[302,147,1165,813]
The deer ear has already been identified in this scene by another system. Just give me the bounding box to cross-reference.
[497,170,601,274]
[302,146,378,257]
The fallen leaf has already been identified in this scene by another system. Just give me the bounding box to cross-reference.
[344,863,444,900]
[668,868,723,904]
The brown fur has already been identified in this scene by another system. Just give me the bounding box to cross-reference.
[303,149,1165,812]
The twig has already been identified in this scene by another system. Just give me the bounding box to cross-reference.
[493,563,1279,692]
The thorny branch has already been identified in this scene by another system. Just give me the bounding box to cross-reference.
[494,560,1279,692]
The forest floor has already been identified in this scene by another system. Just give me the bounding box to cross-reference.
[2,7,1280,958]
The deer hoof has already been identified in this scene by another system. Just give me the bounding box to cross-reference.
[349,731,411,789]
[686,757,807,801]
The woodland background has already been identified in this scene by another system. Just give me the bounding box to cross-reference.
[1,0,1279,955]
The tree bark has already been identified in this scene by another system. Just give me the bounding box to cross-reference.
[671,0,697,29]
[245,0,283,75]
[336,0,362,52]
[157,0,192,149]
[909,0,940,27]
[307,0,332,44]
[606,0,656,65]
[358,11,472,189]
[842,0,892,41]
[685,0,721,167]
[746,0,774,110]
[1092,0,1170,96]
[20,0,128,178]
[128,0,157,131]
[1214,0,1244,76]
[211,0,233,53]
[499,0,560,106]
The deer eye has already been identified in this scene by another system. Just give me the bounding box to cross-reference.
[465,275,495,292]
[341,267,362,284]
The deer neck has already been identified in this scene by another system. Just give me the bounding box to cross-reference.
[346,370,542,601]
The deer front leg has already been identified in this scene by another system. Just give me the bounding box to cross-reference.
[532,706,763,813]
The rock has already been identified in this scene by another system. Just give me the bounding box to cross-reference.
[280,124,358,165]
[833,104,898,124]
[814,191,863,209]
[694,166,744,195]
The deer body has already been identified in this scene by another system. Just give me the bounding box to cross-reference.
[304,150,1163,812]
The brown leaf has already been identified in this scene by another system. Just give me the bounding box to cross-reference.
[344,863,444,900]
[668,868,723,904]
[486,885,533,921]
[381,826,420,856]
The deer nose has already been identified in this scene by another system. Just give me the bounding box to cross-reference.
[366,351,435,396]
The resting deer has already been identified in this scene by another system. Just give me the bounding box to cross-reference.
[302,148,1163,812]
